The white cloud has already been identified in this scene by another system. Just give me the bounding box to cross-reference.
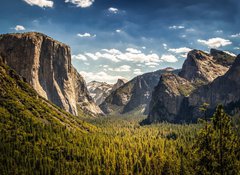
[80,71,125,83]
[108,7,119,13]
[160,55,178,63]
[23,0,53,8]
[85,53,98,60]
[198,37,232,48]
[95,52,120,62]
[215,30,223,33]
[145,62,159,66]
[72,54,88,61]
[116,29,121,33]
[110,65,131,72]
[181,35,186,38]
[163,43,168,49]
[133,69,143,75]
[234,47,240,50]
[65,0,94,8]
[186,28,195,32]
[168,47,192,54]
[77,33,96,38]
[126,48,142,54]
[76,48,170,64]
[142,46,146,50]
[230,33,240,38]
[14,25,25,31]
[169,25,185,29]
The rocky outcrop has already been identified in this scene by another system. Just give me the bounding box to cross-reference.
[210,49,236,67]
[100,68,180,114]
[144,73,195,124]
[0,32,102,116]
[179,50,231,85]
[112,78,128,91]
[87,81,113,105]
[145,49,237,124]
[87,78,127,106]
[186,54,240,121]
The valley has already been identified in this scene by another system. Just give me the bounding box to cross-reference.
[0,32,239,174]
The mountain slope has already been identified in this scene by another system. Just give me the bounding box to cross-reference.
[178,49,231,85]
[186,54,240,120]
[87,79,127,106]
[146,73,195,123]
[0,32,102,116]
[146,49,237,123]
[100,68,180,115]
[0,59,98,173]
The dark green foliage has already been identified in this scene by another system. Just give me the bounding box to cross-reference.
[0,61,239,174]
[193,105,240,175]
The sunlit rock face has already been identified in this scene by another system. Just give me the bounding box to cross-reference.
[0,32,103,116]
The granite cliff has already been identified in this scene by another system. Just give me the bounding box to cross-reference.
[145,49,237,123]
[0,32,102,116]
[100,68,180,115]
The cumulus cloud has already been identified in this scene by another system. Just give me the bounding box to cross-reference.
[116,29,121,33]
[168,47,192,54]
[78,48,163,64]
[230,33,240,38]
[169,25,185,29]
[145,62,159,67]
[133,69,143,75]
[109,65,131,72]
[77,33,96,38]
[23,0,53,8]
[14,25,25,31]
[198,37,232,48]
[160,55,178,63]
[163,43,168,49]
[186,28,195,32]
[108,7,119,13]
[80,71,125,83]
[65,0,94,8]
[72,54,88,61]
[126,48,142,54]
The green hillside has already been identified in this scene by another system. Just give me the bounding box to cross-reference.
[0,60,239,174]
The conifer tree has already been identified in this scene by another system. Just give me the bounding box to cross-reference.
[194,105,239,175]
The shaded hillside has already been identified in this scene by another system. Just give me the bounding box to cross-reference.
[100,68,180,115]
[145,49,237,124]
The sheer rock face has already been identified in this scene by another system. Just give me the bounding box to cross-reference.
[112,78,128,91]
[178,50,230,85]
[146,73,195,123]
[145,49,237,124]
[100,68,180,115]
[187,54,240,120]
[0,32,102,116]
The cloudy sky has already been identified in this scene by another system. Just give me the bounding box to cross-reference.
[0,0,240,83]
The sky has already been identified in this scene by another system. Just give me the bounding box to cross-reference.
[0,0,240,83]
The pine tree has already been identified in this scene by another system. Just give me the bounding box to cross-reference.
[193,105,239,175]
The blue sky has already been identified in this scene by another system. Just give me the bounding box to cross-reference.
[0,0,240,83]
